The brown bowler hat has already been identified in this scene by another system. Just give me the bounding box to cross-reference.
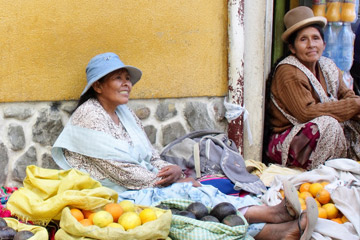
[281,6,327,43]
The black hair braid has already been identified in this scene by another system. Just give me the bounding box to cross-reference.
[262,54,290,165]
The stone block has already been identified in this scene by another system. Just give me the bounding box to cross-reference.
[8,123,25,151]
[162,122,186,146]
[12,146,37,183]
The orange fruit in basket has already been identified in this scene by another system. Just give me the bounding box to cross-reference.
[88,212,96,222]
[279,190,285,199]
[341,215,349,223]
[82,209,94,219]
[316,189,331,205]
[322,203,338,219]
[70,208,84,222]
[79,218,93,226]
[301,203,307,211]
[309,183,323,197]
[331,218,343,224]
[318,207,327,219]
[299,191,313,200]
[299,182,311,193]
[314,199,321,207]
[105,203,124,222]
[320,181,330,187]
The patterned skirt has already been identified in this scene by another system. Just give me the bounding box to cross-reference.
[266,116,360,170]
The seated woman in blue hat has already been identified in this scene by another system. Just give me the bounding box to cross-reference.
[52,52,318,240]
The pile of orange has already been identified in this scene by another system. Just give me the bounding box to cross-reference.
[69,200,162,230]
[280,181,349,224]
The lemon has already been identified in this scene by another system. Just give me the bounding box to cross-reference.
[118,212,141,230]
[119,200,136,212]
[107,222,125,230]
[139,208,158,224]
[92,211,113,228]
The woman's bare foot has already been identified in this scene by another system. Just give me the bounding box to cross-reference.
[254,212,307,240]
[244,199,295,224]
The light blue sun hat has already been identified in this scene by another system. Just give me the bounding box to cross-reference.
[81,52,142,96]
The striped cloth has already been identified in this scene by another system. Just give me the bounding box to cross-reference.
[156,199,253,240]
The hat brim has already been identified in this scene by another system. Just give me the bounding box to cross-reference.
[281,16,327,43]
[81,65,142,96]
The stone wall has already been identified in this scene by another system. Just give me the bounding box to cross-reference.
[0,97,227,187]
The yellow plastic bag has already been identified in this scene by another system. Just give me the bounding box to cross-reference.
[3,217,48,240]
[55,206,172,240]
[6,165,118,225]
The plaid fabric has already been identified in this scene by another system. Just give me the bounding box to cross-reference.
[156,199,253,240]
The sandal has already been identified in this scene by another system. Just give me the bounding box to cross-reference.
[283,180,301,218]
[299,197,318,240]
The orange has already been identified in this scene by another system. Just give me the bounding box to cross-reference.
[105,203,124,222]
[88,213,96,223]
[341,215,349,223]
[309,183,323,197]
[301,204,307,211]
[322,203,338,219]
[316,189,331,205]
[299,191,313,200]
[298,198,305,206]
[299,182,311,193]
[79,218,93,226]
[331,218,343,224]
[320,181,330,187]
[318,207,327,219]
[70,208,84,222]
[139,208,157,224]
[314,199,321,207]
[82,209,94,219]
[279,190,284,199]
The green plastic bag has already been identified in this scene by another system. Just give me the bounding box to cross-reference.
[55,206,172,240]
[156,199,253,240]
[4,217,49,240]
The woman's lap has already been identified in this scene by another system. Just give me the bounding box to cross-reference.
[266,116,359,169]
[267,122,319,169]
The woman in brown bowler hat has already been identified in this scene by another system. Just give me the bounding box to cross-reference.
[263,6,360,170]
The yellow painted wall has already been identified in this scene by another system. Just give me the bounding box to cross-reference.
[0,0,228,102]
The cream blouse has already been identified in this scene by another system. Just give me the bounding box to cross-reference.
[63,98,173,189]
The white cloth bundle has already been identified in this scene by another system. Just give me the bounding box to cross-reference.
[262,159,360,240]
